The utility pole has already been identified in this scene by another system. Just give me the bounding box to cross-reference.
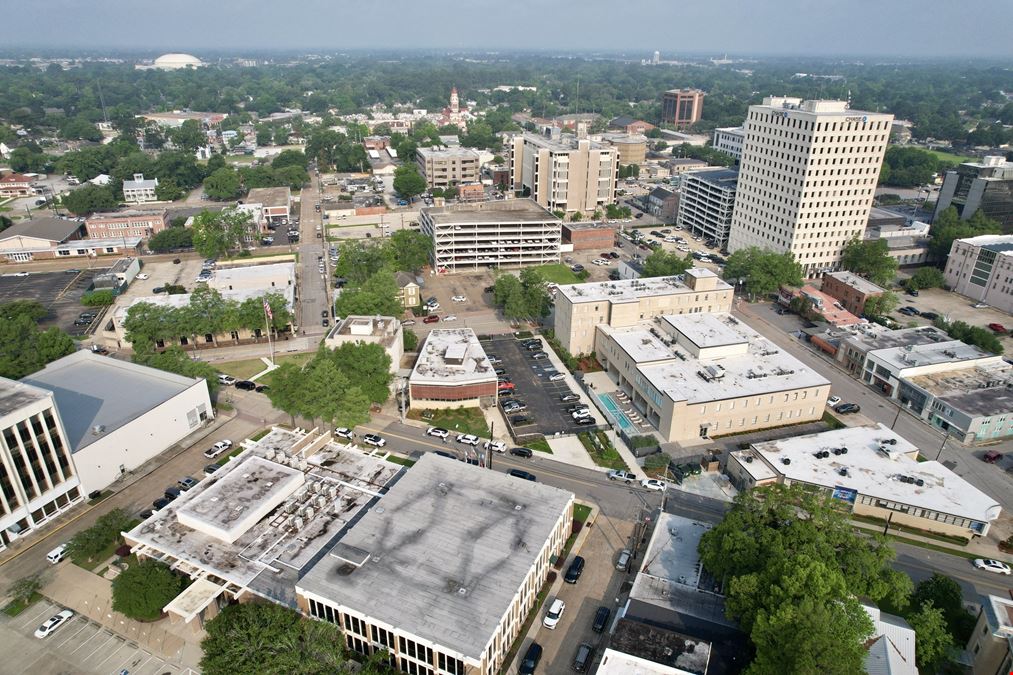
[486,421,494,470]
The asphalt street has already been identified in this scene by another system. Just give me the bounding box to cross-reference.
[296,177,332,337]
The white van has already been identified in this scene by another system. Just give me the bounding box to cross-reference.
[47,543,68,564]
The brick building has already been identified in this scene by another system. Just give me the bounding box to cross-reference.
[562,222,618,251]
[820,271,885,317]
[408,329,497,409]
[86,209,169,240]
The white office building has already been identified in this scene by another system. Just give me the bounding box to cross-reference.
[711,126,745,160]
[943,234,1013,315]
[727,97,893,277]
[419,199,561,273]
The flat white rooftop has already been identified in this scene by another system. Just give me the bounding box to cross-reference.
[870,340,995,371]
[824,270,885,296]
[423,198,559,225]
[747,424,1001,523]
[210,261,295,286]
[297,453,574,660]
[410,329,496,386]
[662,313,743,350]
[116,284,296,323]
[558,270,731,304]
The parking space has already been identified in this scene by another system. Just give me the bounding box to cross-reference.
[8,599,184,675]
[482,335,591,441]
[0,268,111,336]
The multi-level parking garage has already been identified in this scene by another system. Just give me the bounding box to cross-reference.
[419,198,562,273]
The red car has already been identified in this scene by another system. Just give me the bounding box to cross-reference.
[983,450,1003,464]
[423,314,440,324]
[497,381,516,391]
[987,323,1006,334]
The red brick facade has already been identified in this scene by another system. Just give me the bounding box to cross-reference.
[410,380,498,402]
[562,223,618,251]
[820,274,883,317]
[85,211,169,240]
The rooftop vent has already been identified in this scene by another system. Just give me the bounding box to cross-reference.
[92,424,105,435]
[781,457,791,466]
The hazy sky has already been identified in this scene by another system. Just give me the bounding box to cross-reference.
[9,0,1013,58]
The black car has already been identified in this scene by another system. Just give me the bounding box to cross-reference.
[434,450,457,459]
[564,556,586,583]
[510,415,533,425]
[575,416,597,425]
[483,286,496,294]
[835,402,861,414]
[164,486,182,500]
[519,643,542,675]
[152,497,171,511]
[510,447,533,458]
[592,606,612,633]
[507,468,536,481]
[255,384,269,393]
[921,312,939,321]
[138,509,154,520]
[234,380,257,391]
[906,287,920,296]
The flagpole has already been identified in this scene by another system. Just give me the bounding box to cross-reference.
[264,301,275,365]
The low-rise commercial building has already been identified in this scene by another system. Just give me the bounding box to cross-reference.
[139,111,226,128]
[933,156,1013,231]
[602,133,648,166]
[595,312,830,443]
[966,594,1013,675]
[863,338,999,400]
[668,158,709,175]
[609,116,656,135]
[85,209,169,240]
[324,316,403,376]
[507,131,618,215]
[420,199,561,273]
[726,424,1001,538]
[409,329,497,408]
[777,284,863,327]
[23,351,212,495]
[245,187,291,226]
[0,378,81,552]
[711,126,744,160]
[0,172,36,198]
[0,217,141,263]
[836,325,949,375]
[207,260,296,295]
[943,234,1013,314]
[676,169,738,248]
[555,268,734,355]
[416,146,481,189]
[297,453,574,675]
[561,221,617,251]
[122,173,159,204]
[647,186,680,222]
[598,619,712,675]
[820,271,885,317]
[900,361,1013,443]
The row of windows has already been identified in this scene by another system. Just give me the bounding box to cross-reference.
[858,495,981,529]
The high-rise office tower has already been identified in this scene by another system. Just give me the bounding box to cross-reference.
[661,89,705,128]
[727,97,893,277]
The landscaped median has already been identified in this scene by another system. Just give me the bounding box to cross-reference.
[577,430,630,470]
[407,406,490,438]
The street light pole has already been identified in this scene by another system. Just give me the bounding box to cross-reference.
[934,427,950,461]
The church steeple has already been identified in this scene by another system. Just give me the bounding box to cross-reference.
[450,87,460,114]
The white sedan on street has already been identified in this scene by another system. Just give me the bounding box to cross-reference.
[641,479,667,492]
[483,440,507,453]
[827,395,842,408]
[451,295,467,302]
[973,558,1011,575]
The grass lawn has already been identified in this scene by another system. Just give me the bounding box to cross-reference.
[822,411,845,430]
[2,592,42,617]
[386,455,416,467]
[577,431,629,470]
[524,438,553,454]
[573,503,592,524]
[854,524,979,560]
[923,148,975,165]
[408,407,490,437]
[249,428,272,442]
[87,490,112,506]
[71,520,141,571]
[533,263,582,285]
[217,352,314,381]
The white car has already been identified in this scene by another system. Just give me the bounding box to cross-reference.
[35,610,74,639]
[217,374,237,386]
[443,315,457,322]
[13,271,29,277]
[973,558,1011,575]
[457,434,480,446]
[334,427,355,440]
[641,479,667,492]
[426,302,440,311]
[426,427,450,439]
[204,439,233,459]
[363,434,386,447]
[572,410,592,420]
[827,396,842,408]
[484,440,507,453]
[548,373,566,381]
[542,598,566,629]
[136,273,150,280]
[451,295,467,302]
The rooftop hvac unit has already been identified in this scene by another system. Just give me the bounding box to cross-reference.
[745,455,753,463]
[781,457,791,465]
[915,478,924,486]
[838,467,848,477]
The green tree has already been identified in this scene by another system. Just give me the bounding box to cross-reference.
[642,250,693,277]
[6,575,42,606]
[861,291,899,318]
[191,208,252,258]
[334,270,402,322]
[403,328,419,351]
[388,230,431,272]
[272,149,308,170]
[933,317,1003,354]
[570,211,583,222]
[111,560,186,621]
[326,342,393,403]
[907,267,945,290]
[929,207,1001,262]
[333,241,392,286]
[61,184,118,215]
[909,573,976,644]
[907,602,953,670]
[0,300,47,322]
[169,119,207,153]
[203,166,243,201]
[81,289,116,306]
[841,239,898,286]
[148,226,194,252]
[201,602,347,675]
[722,247,804,299]
[880,146,950,188]
[154,177,185,202]
[393,164,426,201]
[0,315,75,379]
[65,508,134,564]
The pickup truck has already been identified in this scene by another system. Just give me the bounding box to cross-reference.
[607,469,637,483]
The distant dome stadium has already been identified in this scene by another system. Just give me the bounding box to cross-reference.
[151,53,204,70]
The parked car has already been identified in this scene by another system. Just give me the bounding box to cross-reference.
[988,323,1007,333]
[423,314,440,324]
[363,434,386,447]
[973,558,1011,575]
[548,373,566,381]
[334,427,355,440]
[575,416,597,425]
[983,450,1003,463]
[560,393,580,402]
[827,395,842,408]
[451,295,467,302]
[641,478,667,491]
[906,287,919,296]
[204,439,233,458]
[484,440,507,453]
[564,556,586,583]
[35,610,74,639]
[592,606,612,633]
[507,468,536,481]
[152,497,170,511]
[616,549,632,571]
[255,384,269,393]
[234,380,256,391]
[487,354,502,365]
[497,381,516,391]
[510,414,532,425]
[530,352,548,360]
[607,469,637,483]
[510,447,533,458]
[920,312,939,321]
[898,306,920,316]
[426,427,450,439]
[204,463,222,476]
[217,374,237,386]
[443,315,457,322]
[502,401,527,413]
[519,642,542,675]
[177,476,198,491]
[571,264,585,273]
[164,486,182,500]
[834,402,861,414]
[573,643,594,673]
[543,599,566,629]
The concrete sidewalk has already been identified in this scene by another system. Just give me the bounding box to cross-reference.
[545,436,600,471]
[43,563,203,670]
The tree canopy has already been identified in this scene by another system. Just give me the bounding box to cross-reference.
[191,208,254,258]
[879,146,952,188]
[61,184,118,215]
[722,247,803,299]
[642,250,694,277]
[203,166,244,201]
[699,484,911,675]
[392,164,427,201]
[861,291,899,318]
[0,313,75,379]
[932,316,1003,354]
[492,269,552,322]
[907,266,945,290]
[111,559,187,621]
[929,207,1000,262]
[841,238,898,286]
[201,602,348,675]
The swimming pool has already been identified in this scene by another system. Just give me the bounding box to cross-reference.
[598,393,637,434]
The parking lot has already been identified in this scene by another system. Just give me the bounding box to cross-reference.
[482,335,593,441]
[4,599,187,675]
[0,268,110,336]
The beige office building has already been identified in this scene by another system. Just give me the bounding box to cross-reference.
[554,268,733,355]
[507,131,618,215]
[602,133,648,166]
[416,147,481,189]
[727,97,893,277]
